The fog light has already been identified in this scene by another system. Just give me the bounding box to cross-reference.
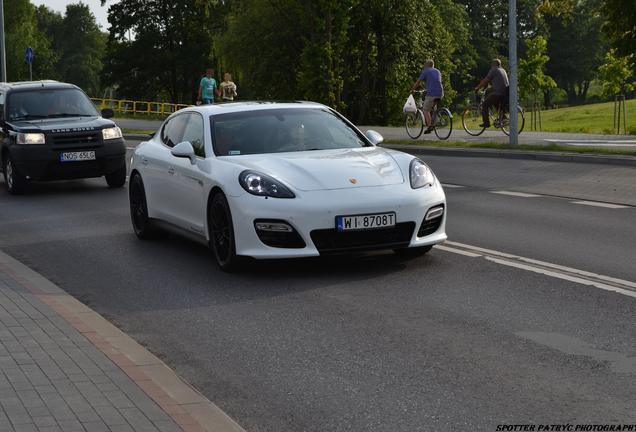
[425,205,444,221]
[255,222,293,232]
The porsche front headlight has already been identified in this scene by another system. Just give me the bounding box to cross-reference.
[409,159,435,189]
[239,170,295,198]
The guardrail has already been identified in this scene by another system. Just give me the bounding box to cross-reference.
[91,98,190,116]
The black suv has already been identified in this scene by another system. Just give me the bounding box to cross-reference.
[0,81,126,194]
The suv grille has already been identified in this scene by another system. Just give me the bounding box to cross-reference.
[52,132,101,148]
[310,222,415,254]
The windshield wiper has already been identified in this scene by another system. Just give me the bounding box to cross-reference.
[48,113,93,118]
[10,114,47,121]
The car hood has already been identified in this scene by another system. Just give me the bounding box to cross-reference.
[226,146,405,191]
[7,116,114,133]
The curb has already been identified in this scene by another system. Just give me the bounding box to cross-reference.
[382,144,636,167]
[0,249,246,432]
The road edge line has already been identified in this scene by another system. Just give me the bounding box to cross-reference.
[0,248,246,432]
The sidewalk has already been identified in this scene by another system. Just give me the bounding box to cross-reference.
[0,251,244,432]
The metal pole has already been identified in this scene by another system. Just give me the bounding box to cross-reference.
[509,0,518,145]
[0,0,6,82]
[29,63,32,81]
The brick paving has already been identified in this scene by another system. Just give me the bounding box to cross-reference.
[0,271,183,432]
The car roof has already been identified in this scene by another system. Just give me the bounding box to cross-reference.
[0,80,79,92]
[177,101,328,116]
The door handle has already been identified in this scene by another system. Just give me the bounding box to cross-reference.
[141,158,148,166]
[168,166,175,175]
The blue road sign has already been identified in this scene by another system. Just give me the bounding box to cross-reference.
[25,47,34,65]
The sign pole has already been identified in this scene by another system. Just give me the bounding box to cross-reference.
[0,0,6,82]
[509,0,518,145]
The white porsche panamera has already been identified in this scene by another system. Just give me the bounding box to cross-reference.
[128,102,447,271]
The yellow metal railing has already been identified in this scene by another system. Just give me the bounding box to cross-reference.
[91,98,190,116]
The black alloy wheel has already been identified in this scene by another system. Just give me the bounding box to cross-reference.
[129,174,158,239]
[208,193,240,272]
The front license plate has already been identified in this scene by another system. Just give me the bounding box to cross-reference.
[336,212,396,232]
[60,151,96,162]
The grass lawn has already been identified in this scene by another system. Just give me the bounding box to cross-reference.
[523,99,636,135]
[384,139,636,157]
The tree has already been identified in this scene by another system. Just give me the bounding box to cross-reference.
[544,0,605,104]
[519,36,556,100]
[601,0,636,63]
[103,0,227,103]
[4,0,56,81]
[598,49,635,96]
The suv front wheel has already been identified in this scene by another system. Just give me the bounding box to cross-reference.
[3,155,27,195]
[105,164,126,188]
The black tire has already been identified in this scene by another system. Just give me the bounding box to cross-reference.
[501,106,525,136]
[129,174,159,239]
[105,164,127,188]
[405,110,425,139]
[461,106,486,136]
[394,245,433,259]
[433,108,453,140]
[3,154,27,195]
[208,192,240,272]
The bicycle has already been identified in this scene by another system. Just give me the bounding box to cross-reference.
[461,90,525,136]
[405,90,453,140]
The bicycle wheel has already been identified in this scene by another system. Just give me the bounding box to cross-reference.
[405,110,425,139]
[462,106,485,136]
[434,108,453,140]
[501,106,525,136]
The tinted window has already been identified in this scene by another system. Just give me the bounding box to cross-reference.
[181,113,205,157]
[212,108,368,156]
[161,114,187,148]
[6,88,98,121]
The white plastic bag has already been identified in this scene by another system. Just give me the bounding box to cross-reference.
[403,94,417,113]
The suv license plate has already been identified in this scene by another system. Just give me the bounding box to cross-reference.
[336,212,396,232]
[60,151,96,162]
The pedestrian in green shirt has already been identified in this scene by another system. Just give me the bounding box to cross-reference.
[198,68,218,104]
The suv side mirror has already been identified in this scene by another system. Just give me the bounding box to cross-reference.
[365,129,384,145]
[171,141,196,164]
[101,108,114,119]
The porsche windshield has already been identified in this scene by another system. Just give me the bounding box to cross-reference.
[7,88,99,121]
[212,108,369,156]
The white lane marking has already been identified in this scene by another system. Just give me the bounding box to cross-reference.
[485,257,636,299]
[126,147,137,150]
[546,139,636,144]
[434,244,481,257]
[438,240,636,298]
[491,190,542,198]
[570,201,630,209]
[441,183,465,188]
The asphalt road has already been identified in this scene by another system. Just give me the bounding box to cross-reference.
[1,143,635,431]
[115,117,636,148]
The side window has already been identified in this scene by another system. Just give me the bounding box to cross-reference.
[161,115,186,148]
[180,113,205,157]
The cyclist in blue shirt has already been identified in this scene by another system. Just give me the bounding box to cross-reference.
[411,59,444,134]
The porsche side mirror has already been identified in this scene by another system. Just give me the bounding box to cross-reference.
[171,141,196,164]
[101,108,114,119]
[365,129,384,145]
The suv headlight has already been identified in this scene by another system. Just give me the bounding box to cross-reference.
[239,170,295,198]
[409,159,435,189]
[102,126,122,140]
[16,132,45,145]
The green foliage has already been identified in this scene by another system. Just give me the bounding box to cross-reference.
[544,0,605,104]
[601,0,636,61]
[4,0,56,81]
[102,0,225,102]
[519,36,556,99]
[598,49,635,96]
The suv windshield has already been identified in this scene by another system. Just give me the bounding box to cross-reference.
[7,88,98,121]
[212,108,369,156]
